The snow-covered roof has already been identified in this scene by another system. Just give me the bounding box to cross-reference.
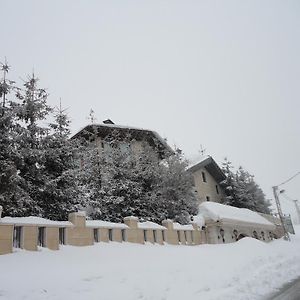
[187,155,211,169]
[72,123,174,155]
[0,216,73,227]
[138,221,166,230]
[187,155,226,183]
[198,202,275,228]
[173,223,194,230]
[86,220,128,229]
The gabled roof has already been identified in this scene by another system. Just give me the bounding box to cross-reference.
[71,123,174,158]
[187,155,226,183]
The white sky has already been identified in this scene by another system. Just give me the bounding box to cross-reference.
[1,0,300,221]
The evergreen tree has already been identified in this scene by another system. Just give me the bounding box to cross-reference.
[220,158,240,207]
[40,104,83,220]
[0,61,31,216]
[220,158,271,214]
[80,131,198,224]
[12,74,52,216]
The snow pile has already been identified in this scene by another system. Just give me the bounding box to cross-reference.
[1,226,300,300]
[0,216,73,227]
[198,202,275,227]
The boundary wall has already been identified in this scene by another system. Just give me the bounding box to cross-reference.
[0,208,204,255]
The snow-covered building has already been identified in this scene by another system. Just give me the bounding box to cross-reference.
[188,156,226,204]
[72,120,174,159]
[195,202,279,244]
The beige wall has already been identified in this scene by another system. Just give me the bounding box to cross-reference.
[0,213,206,255]
[0,224,13,255]
[192,168,225,204]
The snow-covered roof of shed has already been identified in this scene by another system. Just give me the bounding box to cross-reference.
[138,221,166,230]
[198,202,275,228]
[173,223,194,230]
[0,216,73,227]
[86,220,128,229]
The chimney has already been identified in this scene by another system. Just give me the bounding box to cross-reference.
[103,119,114,125]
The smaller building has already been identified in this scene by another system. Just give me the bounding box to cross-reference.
[196,202,280,244]
[188,156,226,204]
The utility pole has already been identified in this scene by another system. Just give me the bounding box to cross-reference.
[272,186,290,241]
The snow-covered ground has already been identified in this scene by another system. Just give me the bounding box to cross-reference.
[1,226,300,300]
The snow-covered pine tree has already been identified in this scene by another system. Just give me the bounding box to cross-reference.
[79,131,198,224]
[12,74,52,216]
[40,104,84,220]
[0,62,32,217]
[235,166,271,214]
[220,158,240,207]
[155,150,198,224]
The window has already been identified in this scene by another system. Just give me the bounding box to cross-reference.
[206,196,210,202]
[153,230,157,243]
[59,228,66,245]
[202,171,207,182]
[38,227,46,247]
[121,229,126,242]
[94,229,99,243]
[108,229,113,241]
[143,230,147,242]
[216,185,219,194]
[13,226,22,248]
[162,230,165,242]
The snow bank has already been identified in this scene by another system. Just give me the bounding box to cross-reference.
[198,202,275,227]
[86,220,128,229]
[0,216,73,227]
[1,226,299,300]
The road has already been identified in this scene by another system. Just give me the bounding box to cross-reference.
[267,277,300,300]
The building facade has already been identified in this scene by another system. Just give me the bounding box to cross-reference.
[188,156,226,204]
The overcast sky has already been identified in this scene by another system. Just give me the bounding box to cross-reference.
[1,0,300,221]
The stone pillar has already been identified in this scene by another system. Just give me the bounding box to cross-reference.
[0,206,2,219]
[192,223,203,245]
[0,224,13,255]
[68,211,87,227]
[67,211,93,246]
[162,220,179,245]
[124,216,143,244]
[46,227,59,250]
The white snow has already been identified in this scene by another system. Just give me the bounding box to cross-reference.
[138,221,166,230]
[173,222,194,230]
[199,202,275,228]
[187,154,211,168]
[1,226,300,300]
[0,216,73,227]
[86,220,128,229]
